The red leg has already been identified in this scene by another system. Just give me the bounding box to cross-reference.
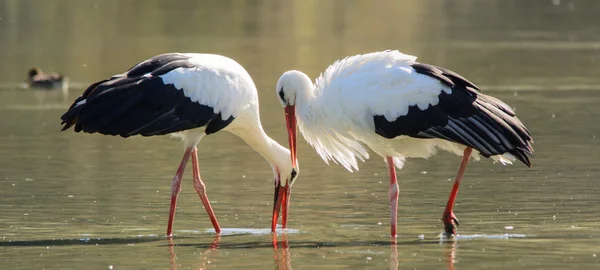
[442,147,473,236]
[272,231,278,248]
[166,147,194,237]
[191,147,222,234]
[386,156,399,238]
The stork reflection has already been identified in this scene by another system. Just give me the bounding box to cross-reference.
[168,235,221,270]
[272,233,293,270]
[442,238,457,270]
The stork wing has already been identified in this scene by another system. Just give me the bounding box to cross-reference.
[60,53,237,137]
[372,63,533,166]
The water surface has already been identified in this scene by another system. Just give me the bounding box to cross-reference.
[1,0,600,269]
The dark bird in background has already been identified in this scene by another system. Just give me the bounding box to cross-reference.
[27,67,69,91]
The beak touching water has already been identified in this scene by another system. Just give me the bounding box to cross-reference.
[271,179,290,232]
[271,105,297,232]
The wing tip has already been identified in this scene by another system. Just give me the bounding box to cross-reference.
[60,123,71,132]
[59,113,76,132]
[511,144,534,168]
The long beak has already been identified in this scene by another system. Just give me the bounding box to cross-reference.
[271,181,290,232]
[270,105,296,232]
[285,105,297,167]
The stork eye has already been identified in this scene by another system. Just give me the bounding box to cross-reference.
[291,168,297,179]
[278,87,286,103]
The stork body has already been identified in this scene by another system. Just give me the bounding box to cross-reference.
[61,53,298,237]
[276,50,533,237]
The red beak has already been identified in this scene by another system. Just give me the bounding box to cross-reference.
[285,105,297,167]
[271,182,290,232]
[271,105,297,232]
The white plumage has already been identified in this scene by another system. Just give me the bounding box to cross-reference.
[160,54,256,122]
[285,51,519,170]
[276,50,533,238]
[61,53,298,237]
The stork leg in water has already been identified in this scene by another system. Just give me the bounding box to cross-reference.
[191,147,221,234]
[61,53,298,237]
[275,50,533,238]
[442,147,473,237]
[167,147,193,237]
[166,146,222,237]
[386,156,399,238]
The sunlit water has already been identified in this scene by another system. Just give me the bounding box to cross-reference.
[1,0,600,269]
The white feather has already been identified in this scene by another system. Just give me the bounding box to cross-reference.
[159,53,257,122]
[279,50,527,172]
[294,50,462,170]
[148,53,295,182]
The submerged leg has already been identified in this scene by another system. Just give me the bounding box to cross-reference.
[191,147,221,234]
[386,156,399,238]
[167,147,194,237]
[442,147,473,236]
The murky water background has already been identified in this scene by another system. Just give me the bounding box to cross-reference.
[1,0,600,269]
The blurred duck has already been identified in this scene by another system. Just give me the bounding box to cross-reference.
[27,67,69,91]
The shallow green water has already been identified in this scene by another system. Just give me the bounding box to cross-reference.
[1,0,600,269]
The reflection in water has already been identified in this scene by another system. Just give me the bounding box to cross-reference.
[273,233,292,270]
[169,238,177,270]
[389,239,398,270]
[197,235,221,270]
[442,240,457,270]
[2,0,600,269]
[169,235,221,270]
[32,87,69,105]
[271,234,409,270]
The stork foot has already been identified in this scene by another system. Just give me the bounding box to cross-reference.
[442,211,460,237]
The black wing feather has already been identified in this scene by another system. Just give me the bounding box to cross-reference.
[60,53,235,138]
[374,62,533,167]
[125,53,193,77]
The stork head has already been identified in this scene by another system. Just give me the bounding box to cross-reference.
[270,70,311,233]
[275,70,312,171]
[276,70,312,107]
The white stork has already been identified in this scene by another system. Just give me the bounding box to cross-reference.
[60,53,299,237]
[275,50,533,238]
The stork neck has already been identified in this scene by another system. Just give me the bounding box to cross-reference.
[229,120,290,172]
